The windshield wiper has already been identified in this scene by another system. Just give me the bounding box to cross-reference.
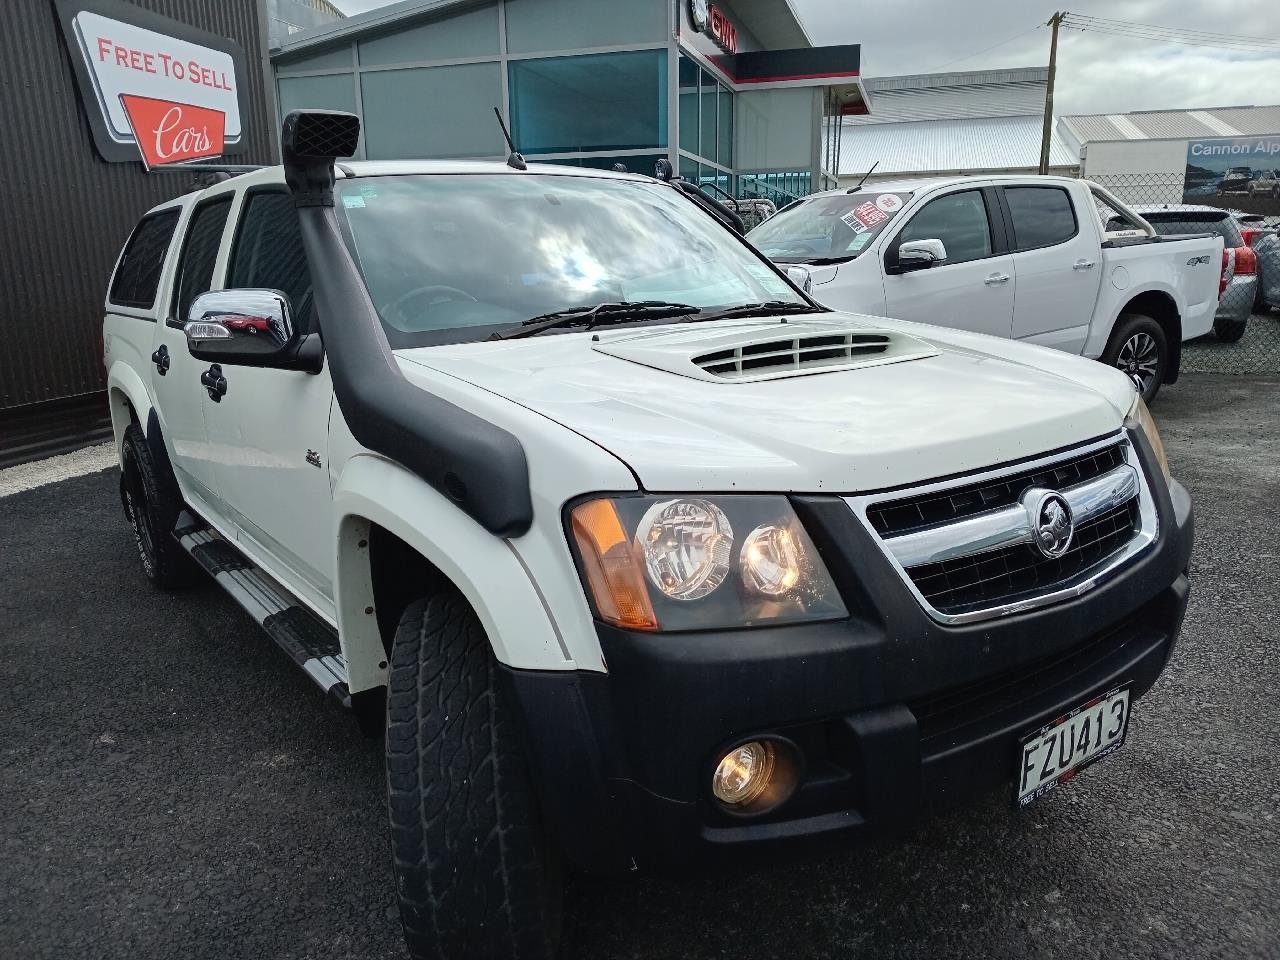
[489,301,701,340]
[803,255,858,265]
[695,300,829,321]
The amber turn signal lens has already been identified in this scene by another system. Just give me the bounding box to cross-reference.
[570,499,658,631]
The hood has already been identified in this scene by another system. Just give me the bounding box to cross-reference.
[396,313,1135,494]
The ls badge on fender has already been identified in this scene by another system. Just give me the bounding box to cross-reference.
[305,449,322,469]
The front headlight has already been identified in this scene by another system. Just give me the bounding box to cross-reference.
[569,495,847,631]
[1127,393,1171,483]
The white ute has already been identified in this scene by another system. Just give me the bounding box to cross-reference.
[749,176,1224,401]
[103,112,1194,960]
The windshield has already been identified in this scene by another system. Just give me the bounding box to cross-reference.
[334,173,805,346]
[747,192,912,264]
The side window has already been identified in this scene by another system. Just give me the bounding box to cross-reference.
[1004,187,1077,251]
[109,210,179,310]
[228,192,314,332]
[171,196,233,325]
[897,190,993,265]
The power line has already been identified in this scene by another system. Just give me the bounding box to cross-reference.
[923,23,1043,73]
[1067,14,1280,47]
[1062,15,1280,53]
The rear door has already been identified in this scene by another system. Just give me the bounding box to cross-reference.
[201,187,337,612]
[880,186,1016,338]
[150,192,235,508]
[1002,183,1103,354]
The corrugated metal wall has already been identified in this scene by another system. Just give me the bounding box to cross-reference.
[0,0,276,410]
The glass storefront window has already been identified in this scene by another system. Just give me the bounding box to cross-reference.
[677,53,732,176]
[718,86,732,169]
[509,50,667,155]
[700,68,717,165]
[679,57,699,158]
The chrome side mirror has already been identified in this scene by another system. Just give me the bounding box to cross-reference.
[183,289,319,371]
[897,238,948,273]
[186,289,294,351]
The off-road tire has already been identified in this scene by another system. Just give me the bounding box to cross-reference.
[387,593,562,960]
[1214,317,1248,343]
[119,423,196,589]
[1101,313,1168,404]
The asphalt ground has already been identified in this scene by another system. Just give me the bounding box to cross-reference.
[2,374,1278,960]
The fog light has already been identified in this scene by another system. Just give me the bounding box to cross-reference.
[712,741,777,806]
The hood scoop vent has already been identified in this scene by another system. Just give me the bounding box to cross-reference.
[592,317,939,383]
[695,332,894,379]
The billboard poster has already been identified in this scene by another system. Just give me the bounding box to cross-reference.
[1183,136,1280,215]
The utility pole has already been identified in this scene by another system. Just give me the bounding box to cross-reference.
[1039,11,1065,175]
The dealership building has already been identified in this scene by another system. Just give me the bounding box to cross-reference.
[1,0,868,461]
[270,0,867,206]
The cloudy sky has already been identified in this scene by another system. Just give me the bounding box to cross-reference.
[330,0,1278,117]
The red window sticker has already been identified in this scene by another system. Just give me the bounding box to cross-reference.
[876,194,903,213]
[849,200,888,231]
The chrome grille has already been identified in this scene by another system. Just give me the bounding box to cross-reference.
[845,436,1159,625]
[909,500,1139,616]
[867,443,1126,536]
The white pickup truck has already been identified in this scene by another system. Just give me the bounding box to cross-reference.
[103,112,1194,960]
[748,176,1224,402]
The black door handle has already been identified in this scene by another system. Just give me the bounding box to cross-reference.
[151,344,170,376]
[200,364,228,402]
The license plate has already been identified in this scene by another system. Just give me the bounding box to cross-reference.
[1015,686,1131,808]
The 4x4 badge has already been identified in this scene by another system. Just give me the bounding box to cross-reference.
[305,449,322,469]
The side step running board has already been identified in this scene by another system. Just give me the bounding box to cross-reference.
[174,511,351,708]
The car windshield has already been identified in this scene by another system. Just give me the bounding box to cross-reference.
[747,192,913,264]
[334,173,805,346]
[1112,212,1242,246]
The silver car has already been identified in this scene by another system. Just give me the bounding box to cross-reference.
[1111,206,1257,341]
[1234,212,1280,312]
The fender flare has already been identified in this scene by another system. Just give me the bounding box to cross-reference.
[105,361,154,459]
[331,455,570,690]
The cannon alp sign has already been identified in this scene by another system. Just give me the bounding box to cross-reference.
[55,0,252,167]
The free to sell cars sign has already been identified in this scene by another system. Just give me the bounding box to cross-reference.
[54,0,252,166]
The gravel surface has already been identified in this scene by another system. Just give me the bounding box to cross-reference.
[1,375,1277,960]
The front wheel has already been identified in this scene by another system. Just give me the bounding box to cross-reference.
[1214,317,1248,343]
[1101,313,1168,403]
[386,592,562,960]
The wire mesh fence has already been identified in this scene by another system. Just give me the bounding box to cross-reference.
[1084,172,1280,375]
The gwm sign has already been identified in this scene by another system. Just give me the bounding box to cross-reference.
[54,0,251,168]
[689,0,739,55]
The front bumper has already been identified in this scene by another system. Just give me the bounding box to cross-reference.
[508,438,1194,875]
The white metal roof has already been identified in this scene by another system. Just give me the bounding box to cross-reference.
[836,114,1078,177]
[845,67,1048,125]
[1060,104,1280,145]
